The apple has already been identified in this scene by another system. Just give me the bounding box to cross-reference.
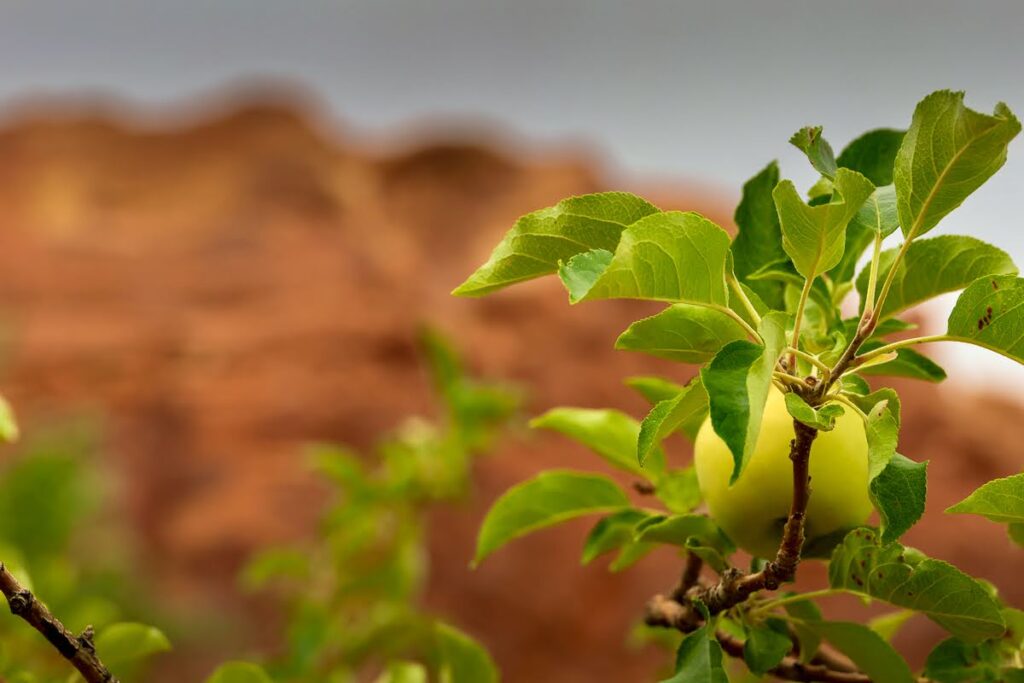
[694,387,872,559]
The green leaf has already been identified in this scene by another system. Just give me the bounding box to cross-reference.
[868,610,915,643]
[857,235,1017,319]
[435,622,499,683]
[0,395,17,443]
[637,377,708,465]
[895,90,1020,240]
[862,398,900,479]
[773,168,875,280]
[531,407,665,478]
[661,621,728,683]
[241,548,310,590]
[376,662,428,683]
[947,275,1024,364]
[924,637,1001,683]
[836,128,905,186]
[743,620,792,675]
[95,622,172,665]
[946,473,1024,523]
[655,467,703,514]
[829,529,1005,643]
[615,304,747,364]
[1009,523,1024,547]
[784,393,845,431]
[558,211,732,304]
[581,509,649,565]
[625,376,686,404]
[799,621,915,683]
[790,126,838,178]
[685,537,730,573]
[870,453,928,543]
[858,345,947,383]
[474,470,630,565]
[633,514,734,553]
[700,312,787,483]
[453,192,659,296]
[849,184,899,239]
[732,162,787,309]
[204,662,274,683]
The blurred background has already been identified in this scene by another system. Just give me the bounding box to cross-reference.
[0,1,1022,680]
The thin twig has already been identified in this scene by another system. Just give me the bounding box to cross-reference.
[0,563,119,683]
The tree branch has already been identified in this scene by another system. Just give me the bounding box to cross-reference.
[0,563,119,683]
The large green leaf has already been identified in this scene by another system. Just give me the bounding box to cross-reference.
[637,377,708,465]
[453,192,659,296]
[857,235,1017,319]
[773,168,875,279]
[436,622,499,683]
[947,275,1024,364]
[530,408,665,478]
[836,128,905,186]
[894,90,1020,240]
[870,453,928,543]
[204,663,274,683]
[94,622,172,666]
[946,473,1024,523]
[615,304,747,364]
[700,313,787,483]
[559,211,731,305]
[790,126,838,178]
[829,529,1005,643]
[799,621,914,683]
[923,637,1002,683]
[732,162,786,309]
[474,470,630,565]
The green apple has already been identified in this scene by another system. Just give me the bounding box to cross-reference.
[694,387,872,559]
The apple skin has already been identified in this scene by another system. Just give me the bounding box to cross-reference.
[694,387,872,559]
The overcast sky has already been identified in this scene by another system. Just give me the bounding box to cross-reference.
[1,0,1022,390]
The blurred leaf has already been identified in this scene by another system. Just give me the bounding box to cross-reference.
[782,598,823,664]
[660,617,728,683]
[376,661,428,683]
[558,212,731,305]
[799,621,914,683]
[0,396,17,443]
[625,376,687,405]
[829,529,1004,643]
[923,637,1001,683]
[453,192,659,296]
[241,548,311,591]
[204,662,274,683]
[435,622,499,683]
[633,514,734,554]
[895,91,1020,240]
[95,622,171,665]
[615,304,746,364]
[474,471,629,566]
[868,610,915,643]
[654,467,703,515]
[581,509,648,565]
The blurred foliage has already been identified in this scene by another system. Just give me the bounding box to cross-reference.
[230,327,519,683]
[0,418,171,682]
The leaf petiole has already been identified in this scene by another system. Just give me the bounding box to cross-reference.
[854,334,951,364]
[786,347,831,380]
[727,275,762,327]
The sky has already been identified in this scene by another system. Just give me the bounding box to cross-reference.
[1,0,1023,390]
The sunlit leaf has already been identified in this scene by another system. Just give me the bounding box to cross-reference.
[531,407,665,477]
[454,192,659,296]
[946,473,1024,524]
[947,275,1024,364]
[632,514,734,554]
[204,662,274,683]
[436,622,499,683]
[95,622,172,665]
[870,454,928,543]
[829,529,1005,643]
[790,126,837,178]
[474,471,629,565]
[616,304,747,364]
[637,377,708,465]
